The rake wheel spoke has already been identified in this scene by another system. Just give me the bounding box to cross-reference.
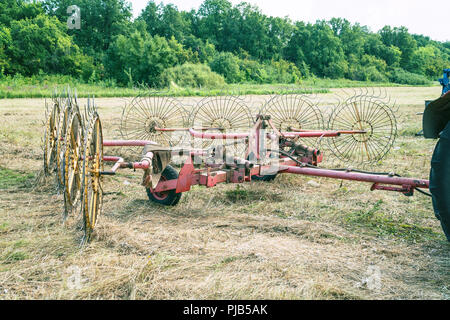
[120,95,188,147]
[327,97,397,165]
[190,97,253,156]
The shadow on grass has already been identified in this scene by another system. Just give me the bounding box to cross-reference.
[343,200,443,243]
[0,167,35,190]
[222,184,285,204]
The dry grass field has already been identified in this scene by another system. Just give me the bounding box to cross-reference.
[0,87,449,300]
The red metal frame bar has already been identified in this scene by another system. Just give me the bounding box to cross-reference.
[103,140,157,147]
[154,127,223,132]
[289,128,367,135]
[278,166,428,189]
[148,154,429,196]
[187,128,350,139]
[281,131,342,138]
[188,128,250,140]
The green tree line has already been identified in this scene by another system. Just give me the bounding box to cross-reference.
[0,0,449,88]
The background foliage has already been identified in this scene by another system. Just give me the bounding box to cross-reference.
[1,0,448,88]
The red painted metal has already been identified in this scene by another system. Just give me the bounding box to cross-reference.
[145,155,431,196]
[153,178,178,193]
[102,140,157,147]
[151,176,170,200]
[290,128,367,135]
[280,166,429,189]
[152,159,296,193]
[155,127,223,132]
[97,113,430,198]
[188,128,345,139]
[103,156,121,162]
[204,170,228,187]
[371,183,414,196]
[110,157,124,173]
[281,131,342,138]
[176,156,195,193]
[189,128,249,140]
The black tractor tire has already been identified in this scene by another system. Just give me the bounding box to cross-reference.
[429,122,450,241]
[146,165,182,206]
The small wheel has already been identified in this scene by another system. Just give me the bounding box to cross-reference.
[43,102,60,175]
[81,114,103,240]
[247,154,277,181]
[146,165,182,206]
[63,111,84,214]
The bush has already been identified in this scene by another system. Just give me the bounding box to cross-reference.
[159,63,225,88]
[238,58,268,83]
[215,57,303,84]
[6,14,91,77]
[323,59,349,79]
[347,54,389,82]
[105,31,192,87]
[388,68,431,85]
[209,52,244,83]
[348,65,388,82]
[182,35,217,63]
[407,46,446,78]
[264,59,303,84]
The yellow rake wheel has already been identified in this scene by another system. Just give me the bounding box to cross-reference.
[81,114,103,240]
[56,106,72,188]
[43,102,61,175]
[63,111,84,215]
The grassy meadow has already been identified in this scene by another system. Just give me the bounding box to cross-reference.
[0,74,440,99]
[0,86,449,299]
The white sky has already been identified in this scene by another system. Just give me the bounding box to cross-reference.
[128,0,450,42]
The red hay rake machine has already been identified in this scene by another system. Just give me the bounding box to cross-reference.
[43,88,432,241]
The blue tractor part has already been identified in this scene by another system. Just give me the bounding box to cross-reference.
[417,69,450,136]
[439,68,450,96]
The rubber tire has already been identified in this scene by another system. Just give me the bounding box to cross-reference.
[146,165,182,206]
[252,174,277,182]
[429,121,450,241]
[247,154,277,182]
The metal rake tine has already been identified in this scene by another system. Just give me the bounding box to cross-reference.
[92,96,96,113]
[375,87,383,100]
[74,88,78,107]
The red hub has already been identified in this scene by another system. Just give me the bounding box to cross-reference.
[150,176,169,200]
